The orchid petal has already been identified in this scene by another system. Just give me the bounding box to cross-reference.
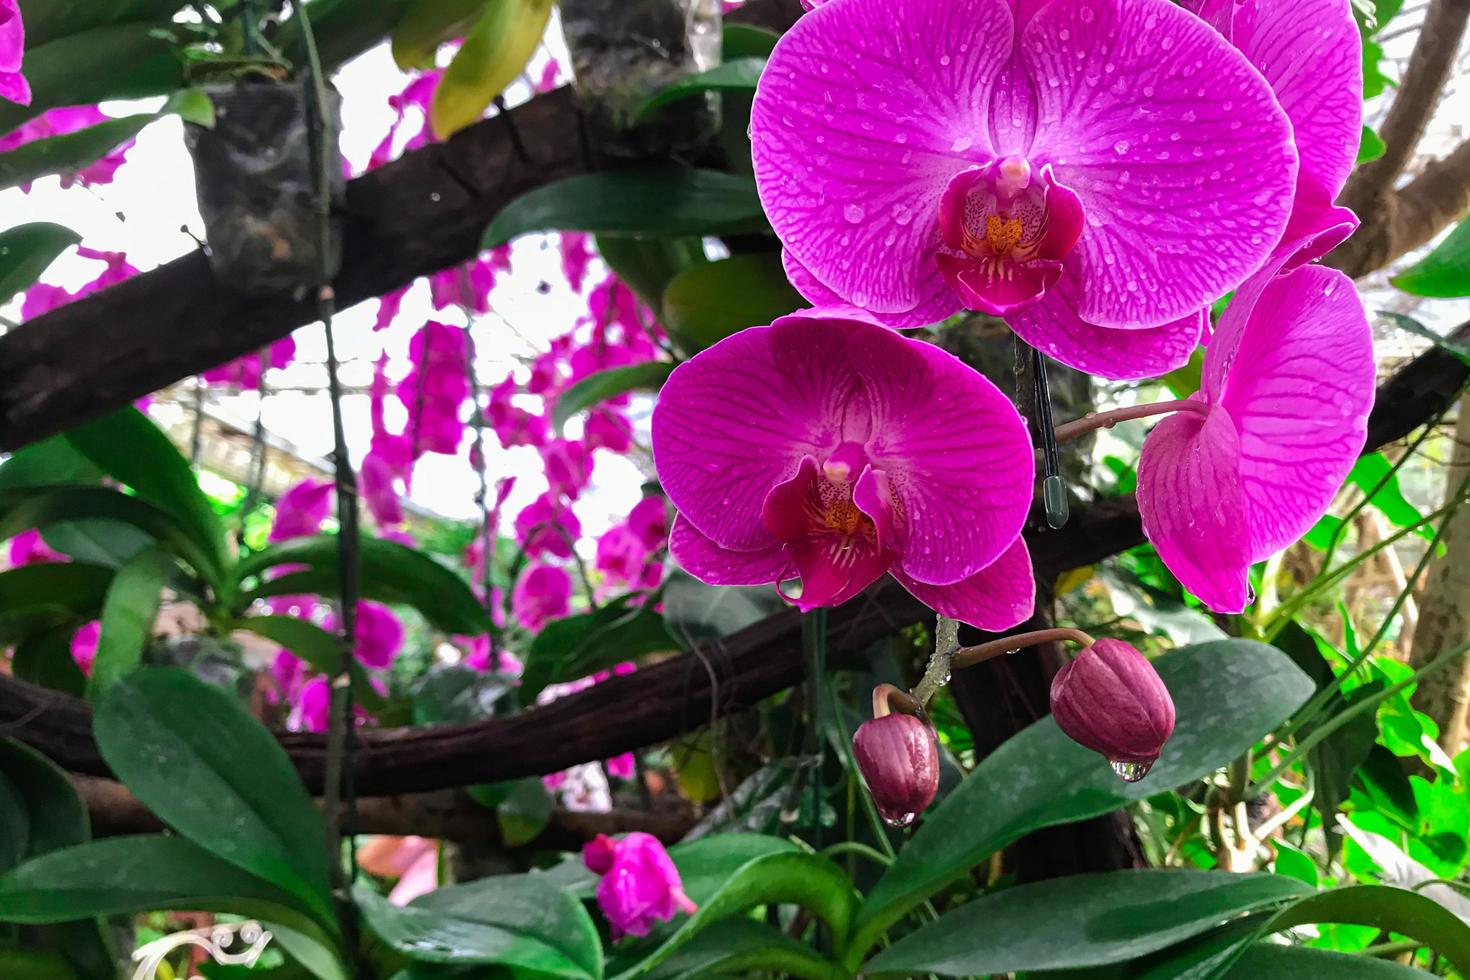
[1138,407,1252,613]
[782,249,959,329]
[1007,289,1205,381]
[1024,0,1297,328]
[751,0,1014,314]
[764,457,892,609]
[893,537,1035,630]
[669,513,795,586]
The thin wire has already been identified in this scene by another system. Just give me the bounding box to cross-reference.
[1032,347,1068,529]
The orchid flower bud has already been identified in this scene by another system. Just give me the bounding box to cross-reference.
[852,711,940,828]
[1049,638,1175,782]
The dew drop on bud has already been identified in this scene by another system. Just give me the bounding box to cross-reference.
[883,811,918,828]
[1109,759,1153,782]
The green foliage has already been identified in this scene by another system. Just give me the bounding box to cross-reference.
[88,545,170,700]
[637,59,766,118]
[520,595,678,699]
[0,223,80,303]
[1393,215,1470,298]
[662,253,807,354]
[552,362,675,432]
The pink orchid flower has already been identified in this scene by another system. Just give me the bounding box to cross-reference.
[560,232,593,291]
[0,0,28,106]
[201,335,296,390]
[71,621,100,676]
[515,493,581,560]
[358,836,440,906]
[595,524,651,587]
[652,313,1036,629]
[269,479,334,542]
[627,496,670,552]
[1138,263,1374,612]
[323,600,405,671]
[360,450,405,528]
[512,563,573,632]
[583,833,697,939]
[6,529,66,566]
[752,0,1300,381]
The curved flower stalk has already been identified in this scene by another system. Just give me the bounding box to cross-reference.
[0,0,27,106]
[652,313,1035,629]
[752,0,1303,381]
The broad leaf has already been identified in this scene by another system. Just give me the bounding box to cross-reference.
[0,945,79,980]
[642,918,832,980]
[864,870,1310,977]
[483,170,767,247]
[231,616,388,713]
[661,253,805,354]
[10,626,86,696]
[1358,125,1386,163]
[661,570,785,646]
[0,738,89,858]
[0,769,27,874]
[87,545,169,700]
[721,23,780,59]
[494,777,554,847]
[430,0,553,138]
[595,235,707,319]
[852,640,1314,954]
[238,535,488,635]
[277,0,416,72]
[0,562,113,621]
[359,874,602,978]
[520,597,678,700]
[0,223,79,302]
[18,0,185,48]
[391,0,483,68]
[1393,216,1470,298]
[1225,944,1433,977]
[552,362,674,432]
[1259,885,1470,975]
[93,669,334,926]
[1378,311,1470,364]
[637,59,766,117]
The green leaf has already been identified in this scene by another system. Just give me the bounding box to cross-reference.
[64,407,228,583]
[642,918,833,980]
[10,626,87,696]
[430,0,554,138]
[277,0,416,72]
[668,833,802,901]
[0,769,28,873]
[18,0,185,48]
[238,535,489,636]
[1393,216,1470,298]
[852,640,1314,956]
[0,561,113,621]
[661,569,784,646]
[1226,944,1433,978]
[1347,451,1435,535]
[358,873,603,978]
[0,945,80,980]
[483,170,767,247]
[411,665,517,725]
[865,871,1310,976]
[231,615,388,713]
[595,235,707,320]
[637,59,766,118]
[1358,125,1386,163]
[390,0,484,68]
[1259,885,1470,974]
[722,23,780,59]
[1378,311,1470,363]
[520,597,678,700]
[552,362,674,432]
[93,668,335,927]
[87,545,169,700]
[662,253,805,355]
[0,738,90,858]
[610,850,857,980]
[495,777,554,847]
[1271,842,1319,887]
[0,222,80,302]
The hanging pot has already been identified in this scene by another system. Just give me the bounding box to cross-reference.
[184,77,345,296]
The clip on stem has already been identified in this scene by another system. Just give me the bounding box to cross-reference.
[1032,347,1069,529]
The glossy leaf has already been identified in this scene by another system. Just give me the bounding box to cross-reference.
[64,408,228,582]
[552,362,674,432]
[668,833,801,900]
[0,222,80,302]
[661,253,806,355]
[1393,216,1470,298]
[430,0,554,138]
[0,562,112,621]
[391,0,483,68]
[852,641,1314,954]
[595,235,707,319]
[865,871,1309,976]
[17,0,185,48]
[231,616,388,713]
[359,874,603,978]
[1358,125,1386,163]
[611,850,856,980]
[9,626,86,696]
[277,0,416,72]
[483,170,767,247]
[1378,311,1470,363]
[0,738,90,859]
[661,570,784,646]
[1259,885,1470,974]
[1225,944,1432,977]
[722,23,780,59]
[87,545,168,700]
[642,918,834,980]
[93,668,335,926]
[637,59,766,118]
[495,777,554,847]
[238,535,489,635]
[520,597,678,700]
[0,770,27,874]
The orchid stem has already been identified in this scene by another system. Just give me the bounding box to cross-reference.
[952,627,1095,671]
[871,683,923,719]
[1053,399,1210,443]
[1031,348,1069,529]
[910,615,961,710]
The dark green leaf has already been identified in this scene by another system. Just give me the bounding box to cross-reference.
[521,597,678,699]
[1259,885,1470,974]
[637,59,765,117]
[412,666,516,725]
[87,545,169,700]
[1225,944,1433,978]
[0,223,80,302]
[661,253,805,355]
[482,169,767,247]
[18,0,185,48]
[553,362,673,432]
[1393,216,1470,298]
[1358,743,1419,829]
[643,918,831,980]
[866,871,1310,976]
[359,874,603,978]
[93,668,334,926]
[0,945,80,980]
[668,833,801,902]
[661,569,785,646]
[495,778,553,847]
[238,535,489,636]
[1378,311,1470,363]
[0,769,29,873]
[1305,681,1382,861]
[231,616,388,713]
[10,626,87,696]
[277,0,415,71]
[721,23,779,59]
[595,235,707,318]
[0,738,90,858]
[853,640,1314,951]
[0,561,113,620]
[64,408,228,582]
[1358,125,1386,163]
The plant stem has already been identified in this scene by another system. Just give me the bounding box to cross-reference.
[952,627,1094,670]
[803,607,829,849]
[1053,399,1210,443]
[820,841,894,867]
[910,615,961,710]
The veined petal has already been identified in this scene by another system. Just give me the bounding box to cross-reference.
[1023,0,1297,328]
[1275,175,1359,269]
[1209,265,1374,561]
[831,315,1035,583]
[1007,287,1204,381]
[651,320,854,550]
[670,514,795,586]
[782,250,959,329]
[765,458,892,609]
[1138,408,1252,613]
[893,537,1035,630]
[752,0,1014,314]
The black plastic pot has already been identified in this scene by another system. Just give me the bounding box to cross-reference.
[185,79,345,296]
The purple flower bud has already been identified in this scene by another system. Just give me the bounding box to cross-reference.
[852,713,939,828]
[1049,639,1176,782]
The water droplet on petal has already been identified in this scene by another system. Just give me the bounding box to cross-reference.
[1110,759,1153,782]
[1058,27,1071,39]
[951,135,973,152]
[843,203,865,223]
[1113,139,1130,155]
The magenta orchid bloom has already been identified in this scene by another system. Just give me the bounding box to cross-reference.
[515,493,581,559]
[1137,263,1374,613]
[583,833,698,940]
[7,528,66,566]
[512,563,573,632]
[324,600,405,670]
[71,621,100,676]
[269,479,333,542]
[0,0,28,106]
[652,313,1035,629]
[628,496,670,551]
[752,0,1300,381]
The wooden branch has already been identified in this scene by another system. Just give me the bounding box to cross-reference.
[3,327,1463,795]
[1330,137,1470,279]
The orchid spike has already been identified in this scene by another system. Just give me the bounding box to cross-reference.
[652,313,1036,629]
